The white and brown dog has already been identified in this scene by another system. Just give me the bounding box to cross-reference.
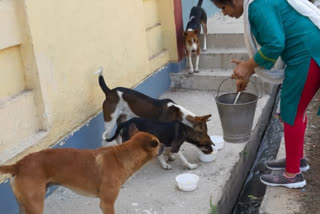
[96,68,212,145]
[0,125,162,214]
[184,0,207,73]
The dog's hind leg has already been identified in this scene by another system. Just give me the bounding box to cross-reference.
[202,22,208,51]
[115,114,128,144]
[177,151,199,170]
[102,112,121,146]
[12,178,46,214]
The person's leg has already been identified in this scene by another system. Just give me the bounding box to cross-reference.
[284,59,320,174]
[260,59,320,188]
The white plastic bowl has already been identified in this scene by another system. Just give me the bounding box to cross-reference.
[210,135,225,150]
[175,173,199,192]
[199,146,218,162]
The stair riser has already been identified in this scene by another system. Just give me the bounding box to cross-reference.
[170,72,274,95]
[200,34,245,49]
[187,52,249,69]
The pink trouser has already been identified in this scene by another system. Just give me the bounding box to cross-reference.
[284,58,320,173]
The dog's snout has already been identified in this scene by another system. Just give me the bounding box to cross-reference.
[201,144,213,154]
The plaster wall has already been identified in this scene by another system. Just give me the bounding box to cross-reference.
[0,0,180,165]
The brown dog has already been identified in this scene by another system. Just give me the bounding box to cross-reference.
[0,125,162,214]
[96,68,212,145]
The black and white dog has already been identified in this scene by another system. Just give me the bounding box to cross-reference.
[106,117,214,170]
[184,0,208,73]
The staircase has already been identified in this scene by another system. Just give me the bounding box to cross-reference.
[171,14,274,96]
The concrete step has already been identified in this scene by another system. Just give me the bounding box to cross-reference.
[0,90,44,163]
[200,33,245,49]
[188,48,249,69]
[170,69,275,96]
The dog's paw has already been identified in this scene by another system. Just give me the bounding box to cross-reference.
[194,69,200,73]
[202,47,207,51]
[161,163,172,170]
[187,163,199,170]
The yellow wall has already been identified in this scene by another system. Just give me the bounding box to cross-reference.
[0,0,179,166]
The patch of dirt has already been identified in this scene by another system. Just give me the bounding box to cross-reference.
[300,90,320,214]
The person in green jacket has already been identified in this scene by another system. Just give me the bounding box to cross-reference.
[210,0,320,188]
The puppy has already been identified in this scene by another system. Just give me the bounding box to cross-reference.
[106,117,214,170]
[0,125,162,214]
[96,68,212,144]
[184,0,207,73]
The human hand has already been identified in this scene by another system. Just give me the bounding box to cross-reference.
[231,58,257,92]
[231,59,254,79]
[234,78,249,92]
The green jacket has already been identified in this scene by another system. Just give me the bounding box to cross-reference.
[249,0,320,125]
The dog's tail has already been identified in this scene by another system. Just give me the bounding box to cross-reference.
[95,67,110,96]
[0,164,17,176]
[197,0,203,6]
[106,123,125,142]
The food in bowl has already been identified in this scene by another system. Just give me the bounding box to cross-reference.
[199,146,217,162]
[175,173,199,192]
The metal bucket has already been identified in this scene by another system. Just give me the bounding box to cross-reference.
[215,78,258,143]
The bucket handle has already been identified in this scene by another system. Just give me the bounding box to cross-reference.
[216,77,259,98]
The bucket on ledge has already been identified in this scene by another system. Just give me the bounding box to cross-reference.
[215,78,258,143]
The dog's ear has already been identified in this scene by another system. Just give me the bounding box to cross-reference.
[183,31,188,38]
[194,29,199,35]
[186,115,195,123]
[128,124,139,138]
[201,114,212,122]
[167,105,183,121]
[149,139,159,148]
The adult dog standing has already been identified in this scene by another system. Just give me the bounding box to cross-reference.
[184,0,208,73]
[0,126,162,214]
[96,68,211,144]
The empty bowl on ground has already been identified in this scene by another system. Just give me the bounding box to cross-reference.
[199,146,218,162]
[210,135,225,150]
[175,173,199,192]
